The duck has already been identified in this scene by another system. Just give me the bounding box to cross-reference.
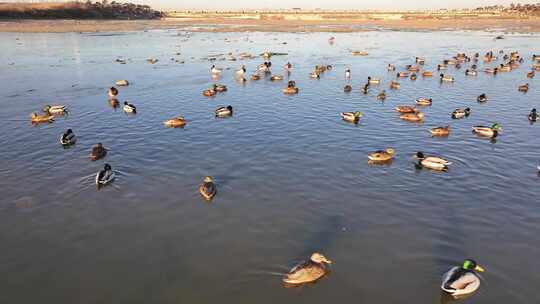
[344,85,352,92]
[518,83,529,92]
[390,81,400,89]
[147,58,158,64]
[95,163,115,186]
[465,69,477,76]
[377,90,386,100]
[396,72,409,78]
[422,71,433,77]
[477,94,488,103]
[123,102,136,113]
[30,112,54,123]
[163,116,187,127]
[271,75,284,81]
[108,87,118,98]
[430,126,450,137]
[452,108,471,119]
[410,73,417,81]
[362,84,369,94]
[109,98,119,108]
[407,65,420,72]
[284,62,293,72]
[250,74,261,81]
[387,64,396,71]
[484,67,498,74]
[43,105,67,115]
[215,105,233,117]
[340,111,363,123]
[472,123,502,138]
[282,253,332,285]
[416,98,432,106]
[416,57,425,65]
[368,76,381,85]
[440,74,455,82]
[527,70,535,78]
[368,148,395,162]
[115,79,129,86]
[309,71,321,79]
[60,129,76,146]
[283,81,299,95]
[213,84,227,92]
[90,143,107,161]
[210,65,222,74]
[345,69,351,79]
[414,152,451,171]
[236,65,246,76]
[400,111,424,122]
[437,64,448,71]
[395,105,416,113]
[202,88,216,96]
[199,176,217,200]
[529,108,538,122]
[441,259,485,298]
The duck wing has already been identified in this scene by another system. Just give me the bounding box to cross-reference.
[284,261,325,284]
[424,156,451,165]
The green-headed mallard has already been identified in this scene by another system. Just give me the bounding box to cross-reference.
[452,108,471,119]
[123,102,136,113]
[43,105,67,115]
[477,94,488,103]
[211,65,222,74]
[441,259,485,298]
[60,129,76,146]
[529,108,538,122]
[414,152,451,171]
[199,176,216,200]
[283,253,332,285]
[472,123,502,138]
[416,98,432,106]
[368,148,395,162]
[95,163,115,186]
[340,111,363,123]
[214,84,228,92]
[465,69,477,76]
[440,74,455,82]
[368,76,381,85]
[215,105,233,117]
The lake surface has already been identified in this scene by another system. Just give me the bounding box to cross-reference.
[0,30,539,304]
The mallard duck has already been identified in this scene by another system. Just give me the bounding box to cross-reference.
[284,62,293,72]
[199,176,216,200]
[147,58,158,64]
[377,90,386,100]
[250,74,261,81]
[368,148,395,162]
[109,98,119,108]
[527,70,535,78]
[368,76,381,85]
[213,84,227,92]
[414,152,451,171]
[465,69,477,76]
[271,75,284,81]
[108,87,118,98]
[95,163,115,186]
[390,81,400,89]
[472,123,502,138]
[236,65,246,76]
[215,105,233,117]
[283,253,332,285]
[407,65,420,72]
[60,129,76,146]
[210,65,222,74]
[30,112,54,123]
[362,84,369,94]
[416,57,425,65]
[484,67,497,74]
[345,69,351,79]
[344,85,352,92]
[430,126,450,136]
[283,86,299,95]
[518,83,529,92]
[340,111,363,123]
[499,65,511,72]
[397,72,409,78]
[115,79,129,86]
[437,64,448,70]
[387,64,396,71]
[416,98,432,106]
[440,74,455,82]
[90,143,107,161]
[309,71,321,79]
[477,94,488,103]
[422,71,433,77]
[123,102,136,113]
[410,73,417,81]
[395,105,416,113]
[352,50,368,56]
[400,111,424,122]
[43,105,67,115]
[163,116,186,128]
[452,108,471,119]
[441,259,485,298]
[203,88,216,96]
[529,108,538,122]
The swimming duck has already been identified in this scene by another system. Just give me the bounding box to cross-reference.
[210,65,222,74]
[465,69,477,76]
[527,71,535,78]
[477,94,488,103]
[90,143,107,161]
[30,112,54,123]
[377,90,386,100]
[451,108,471,119]
[414,152,451,171]
[472,123,502,138]
[147,58,158,64]
[109,98,119,108]
[250,74,261,81]
[309,71,321,79]
[390,81,400,89]
[395,105,417,113]
[362,84,369,94]
[199,176,217,200]
[283,81,299,95]
[43,105,67,115]
[416,98,432,106]
[416,57,425,65]
[123,102,136,113]
[430,126,450,137]
[368,148,395,162]
[397,72,409,78]
[108,87,118,98]
[345,69,351,79]
[518,83,529,92]
[203,88,216,96]
[400,111,424,122]
[437,64,448,71]
[213,84,227,92]
[163,116,187,127]
[271,75,284,81]
[368,76,381,85]
[407,65,420,72]
[344,85,352,93]
[236,65,246,76]
[387,64,396,71]
[484,67,498,74]
[529,108,538,122]
[410,73,417,81]
[284,62,293,72]
[115,79,129,86]
[215,105,233,117]
[351,50,368,56]
[422,71,433,77]
[440,74,455,82]
[60,129,76,146]
[340,111,363,123]
[283,253,332,285]
[95,163,115,186]
[441,259,485,298]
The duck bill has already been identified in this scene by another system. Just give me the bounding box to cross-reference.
[475,265,485,272]
[324,259,332,264]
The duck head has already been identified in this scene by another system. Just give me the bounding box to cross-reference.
[415,151,425,159]
[310,253,332,264]
[104,163,112,171]
[66,129,73,134]
[462,259,485,272]
[203,176,214,183]
[491,123,502,131]
[386,148,395,155]
[227,105,233,111]
[354,111,363,118]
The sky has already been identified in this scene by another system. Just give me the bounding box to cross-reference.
[149,0,539,10]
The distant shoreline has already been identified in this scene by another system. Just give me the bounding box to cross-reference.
[2,17,540,33]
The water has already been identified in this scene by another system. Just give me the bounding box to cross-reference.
[1,30,539,304]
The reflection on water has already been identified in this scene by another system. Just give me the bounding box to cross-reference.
[0,30,539,304]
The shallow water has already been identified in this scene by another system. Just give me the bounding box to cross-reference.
[0,30,539,304]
